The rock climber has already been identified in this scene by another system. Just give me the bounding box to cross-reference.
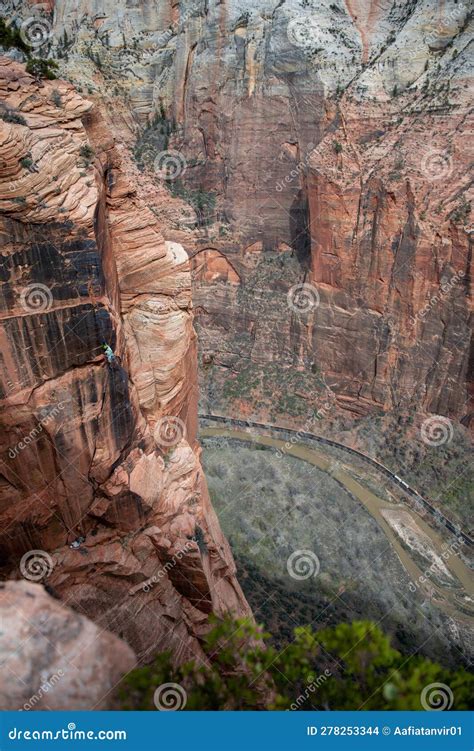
[102,342,116,364]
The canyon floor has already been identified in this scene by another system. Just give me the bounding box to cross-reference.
[201,430,473,668]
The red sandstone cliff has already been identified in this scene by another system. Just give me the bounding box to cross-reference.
[3,0,471,426]
[0,59,250,672]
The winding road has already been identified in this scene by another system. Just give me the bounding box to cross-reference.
[199,421,474,623]
[198,413,473,548]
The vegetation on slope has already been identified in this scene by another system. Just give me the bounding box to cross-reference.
[120,615,473,711]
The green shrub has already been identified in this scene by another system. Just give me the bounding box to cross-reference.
[79,144,95,160]
[450,198,471,225]
[26,58,58,80]
[51,89,63,107]
[19,156,33,169]
[0,17,30,53]
[0,109,26,125]
[119,616,474,711]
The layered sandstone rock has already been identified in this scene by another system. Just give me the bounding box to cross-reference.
[0,581,135,710]
[0,57,250,668]
[11,0,470,428]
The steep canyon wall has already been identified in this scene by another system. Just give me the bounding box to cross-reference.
[14,0,472,428]
[0,59,250,678]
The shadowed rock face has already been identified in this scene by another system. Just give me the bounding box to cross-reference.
[0,58,250,666]
[0,581,136,710]
[16,0,471,427]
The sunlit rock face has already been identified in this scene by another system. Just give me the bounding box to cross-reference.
[0,58,250,664]
[0,581,136,710]
[14,0,471,427]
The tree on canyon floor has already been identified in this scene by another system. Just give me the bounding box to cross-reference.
[119,616,473,711]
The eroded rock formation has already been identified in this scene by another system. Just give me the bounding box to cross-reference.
[10,0,470,427]
[0,58,250,667]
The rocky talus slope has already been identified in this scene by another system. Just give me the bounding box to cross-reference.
[0,59,250,685]
[13,0,471,427]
